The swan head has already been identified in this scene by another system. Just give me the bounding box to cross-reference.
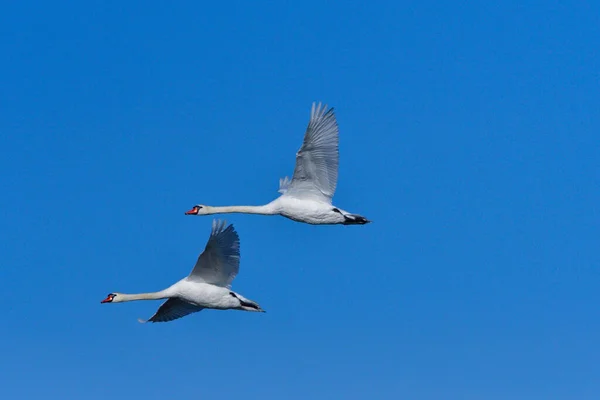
[100,293,123,304]
[184,204,210,215]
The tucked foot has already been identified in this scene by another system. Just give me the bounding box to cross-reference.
[343,214,371,225]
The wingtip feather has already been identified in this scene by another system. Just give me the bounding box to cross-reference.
[211,219,234,236]
[309,101,334,122]
[278,176,291,194]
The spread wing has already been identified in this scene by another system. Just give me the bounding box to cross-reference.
[139,298,204,323]
[187,220,240,288]
[279,102,339,203]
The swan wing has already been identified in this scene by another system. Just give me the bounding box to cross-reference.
[282,102,339,203]
[188,220,240,288]
[140,298,204,323]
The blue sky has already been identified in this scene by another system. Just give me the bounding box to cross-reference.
[1,1,599,399]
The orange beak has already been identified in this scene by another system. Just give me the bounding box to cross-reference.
[101,296,113,304]
[185,206,199,215]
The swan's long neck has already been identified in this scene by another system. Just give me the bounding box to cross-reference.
[117,291,167,302]
[206,204,278,215]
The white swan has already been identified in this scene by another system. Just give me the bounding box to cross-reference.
[185,102,370,225]
[100,220,264,323]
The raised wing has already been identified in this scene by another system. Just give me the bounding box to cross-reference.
[139,298,204,323]
[280,102,339,202]
[188,220,240,288]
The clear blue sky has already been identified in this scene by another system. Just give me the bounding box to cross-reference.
[1,1,598,399]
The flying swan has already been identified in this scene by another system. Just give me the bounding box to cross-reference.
[185,102,370,225]
[100,220,264,323]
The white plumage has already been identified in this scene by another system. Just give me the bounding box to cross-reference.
[100,220,264,323]
[185,102,370,225]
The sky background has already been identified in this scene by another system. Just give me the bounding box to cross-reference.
[1,1,599,399]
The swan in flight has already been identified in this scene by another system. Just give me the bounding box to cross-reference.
[185,102,370,225]
[100,220,264,323]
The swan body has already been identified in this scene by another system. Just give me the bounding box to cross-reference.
[185,102,370,226]
[101,220,264,323]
